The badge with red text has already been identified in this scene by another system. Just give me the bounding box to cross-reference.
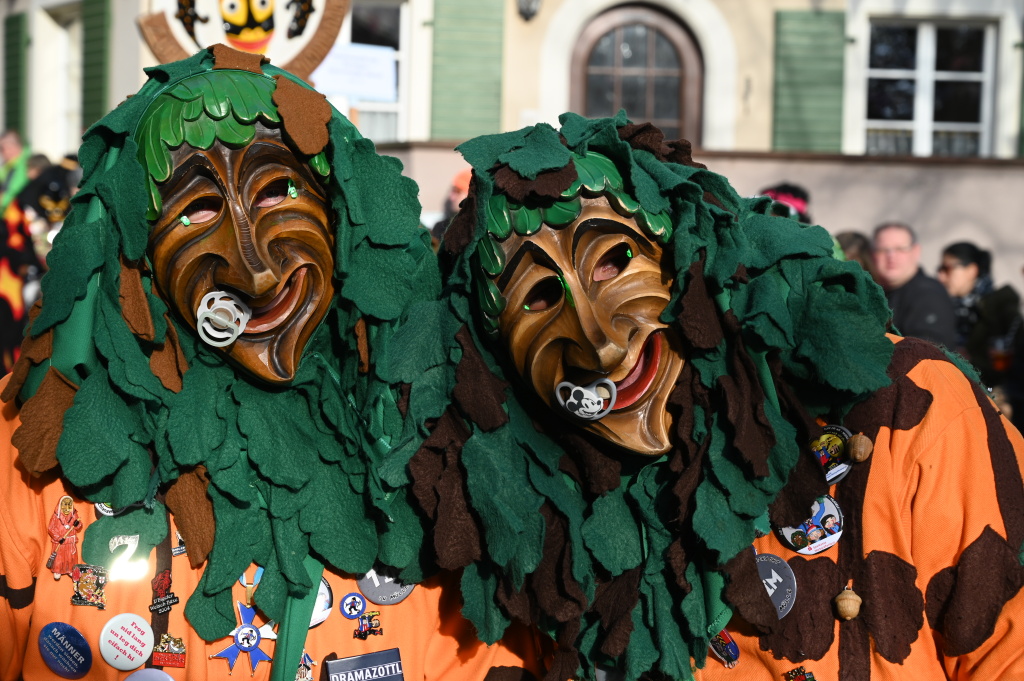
[149,569,180,615]
[99,613,154,671]
[152,633,186,668]
[70,564,106,609]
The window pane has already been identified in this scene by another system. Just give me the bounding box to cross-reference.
[933,81,981,122]
[866,129,913,155]
[620,25,648,68]
[933,130,980,157]
[357,110,398,143]
[586,74,615,117]
[935,27,984,72]
[352,6,401,49]
[659,125,680,139]
[867,78,915,120]
[654,32,679,69]
[621,75,647,118]
[653,76,679,119]
[589,31,615,67]
[869,25,917,69]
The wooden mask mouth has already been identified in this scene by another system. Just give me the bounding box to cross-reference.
[149,129,335,384]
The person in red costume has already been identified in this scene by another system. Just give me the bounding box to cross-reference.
[45,495,81,580]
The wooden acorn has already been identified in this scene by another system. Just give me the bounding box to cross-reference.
[847,432,873,463]
[835,586,862,620]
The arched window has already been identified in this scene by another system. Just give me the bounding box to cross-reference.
[571,6,703,144]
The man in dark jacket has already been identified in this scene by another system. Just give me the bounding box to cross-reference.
[872,222,956,347]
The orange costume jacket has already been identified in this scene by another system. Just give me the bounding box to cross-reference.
[0,377,541,681]
[694,337,1024,680]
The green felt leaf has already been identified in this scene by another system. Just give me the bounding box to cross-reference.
[81,502,168,568]
[581,487,642,576]
[496,123,571,180]
[461,563,511,644]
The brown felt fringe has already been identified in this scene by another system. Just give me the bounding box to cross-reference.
[454,326,509,432]
[2,302,51,403]
[758,556,843,662]
[719,312,774,479]
[492,162,578,205]
[149,315,188,393]
[722,548,777,634]
[592,566,642,657]
[272,75,332,157]
[12,368,78,475]
[617,123,706,170]
[925,526,1024,656]
[119,257,156,342]
[164,466,216,568]
[211,44,269,73]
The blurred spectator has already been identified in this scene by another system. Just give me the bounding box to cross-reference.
[937,242,1021,388]
[20,154,80,264]
[872,222,956,347]
[431,168,472,244]
[0,195,41,372]
[760,181,811,223]
[835,230,877,281]
[26,153,50,181]
[0,130,29,214]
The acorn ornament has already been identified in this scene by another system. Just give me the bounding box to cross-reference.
[847,433,873,463]
[835,586,862,620]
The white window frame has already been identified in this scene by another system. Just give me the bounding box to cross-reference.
[843,0,1024,159]
[864,21,995,157]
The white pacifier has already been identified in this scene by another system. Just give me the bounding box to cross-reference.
[555,378,616,421]
[196,290,252,347]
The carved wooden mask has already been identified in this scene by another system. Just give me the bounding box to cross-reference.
[148,124,334,383]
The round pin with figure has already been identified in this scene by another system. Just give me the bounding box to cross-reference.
[755,553,798,619]
[555,378,616,421]
[810,425,853,483]
[340,592,367,619]
[775,494,844,555]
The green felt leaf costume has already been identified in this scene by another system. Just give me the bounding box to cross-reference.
[5,48,443,647]
[407,114,897,680]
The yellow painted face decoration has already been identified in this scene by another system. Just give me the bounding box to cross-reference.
[494,197,685,454]
[148,124,334,384]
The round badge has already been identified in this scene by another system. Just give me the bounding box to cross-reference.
[810,425,852,483]
[125,670,174,680]
[775,494,845,556]
[310,576,334,628]
[98,613,154,671]
[755,553,798,619]
[357,568,415,606]
[38,622,92,679]
[340,592,366,619]
[233,623,263,652]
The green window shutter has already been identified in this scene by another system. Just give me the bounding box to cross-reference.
[430,0,503,140]
[82,0,111,128]
[773,11,845,152]
[4,13,28,137]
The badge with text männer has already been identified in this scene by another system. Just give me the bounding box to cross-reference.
[210,601,277,675]
[341,592,367,619]
[755,553,797,619]
[784,666,817,680]
[99,613,154,671]
[38,622,92,679]
[325,647,404,681]
[775,494,844,556]
[70,564,106,609]
[310,576,333,628]
[353,610,384,639]
[810,425,852,483]
[357,567,415,606]
[152,633,186,668]
[149,569,180,615]
[708,627,740,668]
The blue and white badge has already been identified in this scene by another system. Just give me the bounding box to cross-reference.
[340,592,367,619]
[38,622,92,679]
[325,648,404,681]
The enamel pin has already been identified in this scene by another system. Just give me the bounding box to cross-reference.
[210,601,277,675]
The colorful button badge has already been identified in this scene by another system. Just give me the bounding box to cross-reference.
[775,494,844,556]
[98,613,154,671]
[38,622,92,679]
[810,425,853,483]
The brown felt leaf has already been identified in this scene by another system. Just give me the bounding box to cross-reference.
[354,317,370,374]
[2,325,52,403]
[150,316,188,393]
[592,566,642,657]
[493,162,578,204]
[211,43,269,73]
[441,191,477,264]
[454,326,509,431]
[859,550,924,663]
[273,75,331,156]
[723,547,777,634]
[165,466,216,568]
[925,527,1024,656]
[677,258,722,350]
[758,556,843,662]
[119,257,155,342]
[12,368,78,475]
